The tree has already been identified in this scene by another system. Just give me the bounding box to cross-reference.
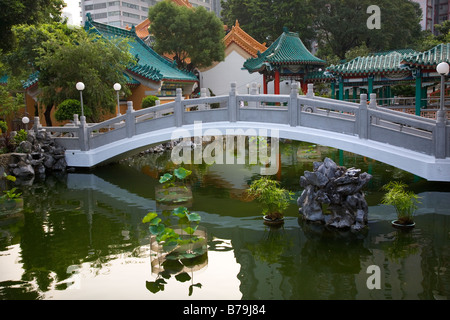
[35,29,135,124]
[148,0,225,72]
[0,0,66,52]
[221,0,316,47]
[314,0,423,60]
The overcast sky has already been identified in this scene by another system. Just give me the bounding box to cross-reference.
[63,0,82,26]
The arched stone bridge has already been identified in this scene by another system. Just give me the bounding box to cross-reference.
[36,83,450,182]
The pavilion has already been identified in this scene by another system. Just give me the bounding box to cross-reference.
[325,43,450,115]
[243,28,326,94]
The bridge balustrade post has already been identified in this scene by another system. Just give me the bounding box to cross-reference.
[174,88,183,127]
[248,82,260,108]
[306,83,314,98]
[228,82,237,122]
[33,116,41,135]
[126,101,136,138]
[198,88,208,111]
[79,115,89,151]
[154,100,161,118]
[358,94,368,139]
[289,82,300,127]
[434,111,447,159]
[72,114,79,137]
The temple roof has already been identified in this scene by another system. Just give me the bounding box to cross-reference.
[224,20,267,58]
[85,15,197,83]
[401,43,450,69]
[243,28,325,73]
[326,49,419,77]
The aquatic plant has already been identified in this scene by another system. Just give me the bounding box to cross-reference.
[381,181,420,225]
[247,176,294,221]
[142,206,203,259]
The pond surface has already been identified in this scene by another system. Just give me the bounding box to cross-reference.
[1,140,450,300]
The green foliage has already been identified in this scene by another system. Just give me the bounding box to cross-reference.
[391,85,415,97]
[381,181,420,224]
[149,0,225,72]
[159,167,192,186]
[223,0,423,60]
[221,0,316,47]
[142,206,202,250]
[247,176,294,220]
[141,95,159,109]
[55,99,92,121]
[0,121,7,134]
[1,187,22,201]
[35,29,134,123]
[0,0,66,52]
[13,129,28,145]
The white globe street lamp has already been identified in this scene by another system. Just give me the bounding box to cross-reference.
[22,116,30,124]
[114,83,122,116]
[76,82,85,118]
[436,62,449,122]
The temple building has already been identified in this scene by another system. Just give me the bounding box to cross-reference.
[243,28,326,94]
[198,20,268,95]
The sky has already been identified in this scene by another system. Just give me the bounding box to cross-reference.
[62,0,82,26]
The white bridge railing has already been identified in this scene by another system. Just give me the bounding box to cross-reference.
[34,83,449,161]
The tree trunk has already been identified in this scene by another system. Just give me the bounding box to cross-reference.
[44,105,53,127]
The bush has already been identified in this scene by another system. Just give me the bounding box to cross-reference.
[0,121,7,134]
[13,129,28,145]
[55,99,91,121]
[141,95,159,109]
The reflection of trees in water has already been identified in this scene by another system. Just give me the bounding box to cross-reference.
[3,174,148,298]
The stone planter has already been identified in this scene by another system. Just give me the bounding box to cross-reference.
[155,184,192,209]
[0,198,23,211]
[263,215,285,227]
[391,219,415,230]
[150,226,208,275]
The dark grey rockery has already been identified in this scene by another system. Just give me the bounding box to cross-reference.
[7,129,67,179]
[297,157,372,231]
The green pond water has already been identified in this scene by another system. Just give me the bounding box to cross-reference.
[1,140,450,300]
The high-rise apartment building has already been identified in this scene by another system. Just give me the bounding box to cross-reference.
[80,0,223,29]
[412,0,449,34]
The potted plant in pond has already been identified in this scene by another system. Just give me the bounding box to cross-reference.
[381,181,420,229]
[246,176,294,225]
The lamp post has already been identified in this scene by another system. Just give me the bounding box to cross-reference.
[22,116,30,130]
[76,82,85,118]
[436,62,449,123]
[113,83,121,116]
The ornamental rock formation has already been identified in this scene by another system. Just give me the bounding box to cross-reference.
[297,157,372,231]
[6,129,67,180]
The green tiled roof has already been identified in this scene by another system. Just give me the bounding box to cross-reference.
[243,29,325,73]
[326,49,419,76]
[22,71,40,89]
[85,15,197,83]
[304,70,335,81]
[401,43,450,68]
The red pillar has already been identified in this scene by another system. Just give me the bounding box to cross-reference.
[263,73,268,94]
[274,70,280,94]
[301,82,308,95]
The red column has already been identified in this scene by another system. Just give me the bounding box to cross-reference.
[263,73,268,94]
[274,70,280,95]
[301,82,308,95]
